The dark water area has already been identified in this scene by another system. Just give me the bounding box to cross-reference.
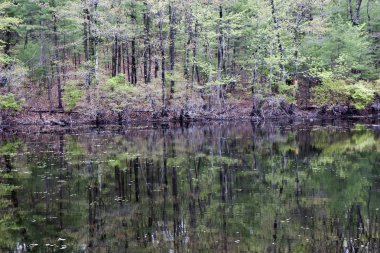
[1,122,380,252]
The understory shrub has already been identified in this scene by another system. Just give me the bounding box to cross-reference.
[63,83,83,111]
[102,74,139,112]
[0,93,24,111]
[312,79,350,106]
[349,81,375,110]
[277,82,297,104]
[312,76,376,110]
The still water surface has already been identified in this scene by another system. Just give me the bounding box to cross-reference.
[1,122,380,252]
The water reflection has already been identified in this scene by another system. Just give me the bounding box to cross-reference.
[0,122,380,252]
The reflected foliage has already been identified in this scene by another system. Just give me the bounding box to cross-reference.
[0,122,380,252]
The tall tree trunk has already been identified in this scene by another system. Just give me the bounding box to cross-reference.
[353,0,363,26]
[367,0,371,32]
[39,21,52,111]
[131,1,137,85]
[293,4,303,74]
[23,29,28,49]
[88,0,98,86]
[118,44,122,74]
[250,50,259,116]
[192,21,200,85]
[148,39,152,83]
[131,37,137,85]
[206,41,213,111]
[184,10,193,112]
[159,9,167,116]
[216,5,223,110]
[349,0,353,21]
[48,64,54,112]
[155,59,159,78]
[122,42,126,75]
[169,3,176,96]
[143,2,151,83]
[112,35,118,77]
[62,34,67,83]
[269,42,274,93]
[269,0,286,82]
[83,5,91,87]
[53,14,63,110]
[39,22,46,67]
[184,14,192,79]
[125,41,131,83]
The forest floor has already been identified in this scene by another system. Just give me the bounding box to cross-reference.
[1,99,379,129]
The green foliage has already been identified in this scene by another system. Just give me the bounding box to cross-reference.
[101,74,139,112]
[302,16,374,79]
[312,76,376,109]
[349,81,375,110]
[312,78,350,106]
[0,2,22,31]
[107,74,128,92]
[277,82,297,103]
[0,2,21,66]
[0,214,23,245]
[63,83,83,111]
[0,93,24,111]
[15,42,42,69]
[0,140,22,156]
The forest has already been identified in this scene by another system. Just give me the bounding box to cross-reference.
[0,0,380,124]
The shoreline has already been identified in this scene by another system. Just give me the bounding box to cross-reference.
[1,108,379,134]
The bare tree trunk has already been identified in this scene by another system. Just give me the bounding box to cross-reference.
[353,0,363,26]
[143,2,151,83]
[169,3,176,97]
[122,42,126,75]
[131,1,137,85]
[349,0,353,21]
[118,43,122,74]
[155,59,159,78]
[53,14,63,110]
[269,0,286,82]
[217,5,223,110]
[293,3,304,75]
[112,36,117,76]
[48,65,54,112]
[184,10,193,112]
[148,39,152,83]
[83,4,91,87]
[367,0,371,32]
[88,0,98,86]
[40,21,52,111]
[269,42,274,93]
[62,34,67,83]
[184,13,192,79]
[159,8,167,117]
[39,22,46,66]
[192,21,200,85]
[131,37,137,84]
[251,51,258,116]
[206,41,213,111]
[125,41,131,83]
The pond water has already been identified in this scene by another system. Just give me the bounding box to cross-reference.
[0,122,380,252]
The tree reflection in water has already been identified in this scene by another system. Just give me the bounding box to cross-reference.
[0,122,380,252]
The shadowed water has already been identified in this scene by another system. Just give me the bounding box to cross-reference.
[1,122,380,252]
